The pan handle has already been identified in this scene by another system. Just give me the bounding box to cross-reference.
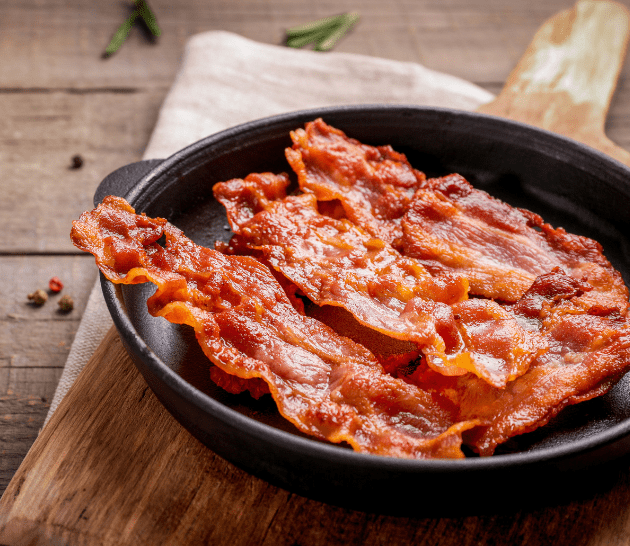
[94,159,164,207]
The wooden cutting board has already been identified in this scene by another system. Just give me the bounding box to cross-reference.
[1,1,630,544]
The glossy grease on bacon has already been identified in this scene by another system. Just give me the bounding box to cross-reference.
[72,119,630,459]
[71,195,482,459]
[288,120,628,310]
[214,171,548,388]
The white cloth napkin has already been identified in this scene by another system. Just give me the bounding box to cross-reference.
[46,30,494,422]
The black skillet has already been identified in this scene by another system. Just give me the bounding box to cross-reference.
[95,105,630,515]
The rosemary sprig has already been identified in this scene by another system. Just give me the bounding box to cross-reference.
[286,28,331,49]
[136,0,161,38]
[286,12,359,51]
[314,12,359,51]
[286,13,350,38]
[103,0,161,57]
[104,11,140,57]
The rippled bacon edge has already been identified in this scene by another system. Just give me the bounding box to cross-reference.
[213,172,549,389]
[287,118,629,310]
[281,118,630,455]
[71,120,630,458]
[70,195,484,459]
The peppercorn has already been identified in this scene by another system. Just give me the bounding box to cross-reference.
[70,154,84,169]
[28,289,48,306]
[58,294,74,312]
[49,276,64,293]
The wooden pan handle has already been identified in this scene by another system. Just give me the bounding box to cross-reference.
[478,0,630,166]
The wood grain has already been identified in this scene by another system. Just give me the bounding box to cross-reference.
[0,91,166,253]
[3,0,623,89]
[2,328,630,546]
[0,256,97,493]
[478,0,630,163]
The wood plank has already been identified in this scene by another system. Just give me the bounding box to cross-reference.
[478,0,630,164]
[605,82,630,149]
[0,388,58,495]
[1,0,625,89]
[0,90,166,253]
[0,251,96,410]
[3,0,630,543]
[0,255,97,496]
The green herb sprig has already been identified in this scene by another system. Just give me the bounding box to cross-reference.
[103,0,161,57]
[286,12,359,51]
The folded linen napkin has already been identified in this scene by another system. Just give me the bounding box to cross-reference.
[46,30,494,422]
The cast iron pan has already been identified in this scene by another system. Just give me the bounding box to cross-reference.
[95,105,630,515]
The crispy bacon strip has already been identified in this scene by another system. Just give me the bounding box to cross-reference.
[402,173,630,307]
[465,322,630,455]
[286,118,426,244]
[214,173,547,387]
[287,119,628,310]
[71,195,483,459]
[408,269,630,455]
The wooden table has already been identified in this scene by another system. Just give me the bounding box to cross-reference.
[2,0,630,543]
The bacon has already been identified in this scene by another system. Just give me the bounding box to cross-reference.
[467,322,630,455]
[286,118,426,244]
[402,173,630,307]
[209,365,270,399]
[71,195,482,459]
[287,120,628,311]
[305,303,422,374]
[214,173,548,387]
[281,119,630,453]
[409,270,630,455]
[71,120,630,459]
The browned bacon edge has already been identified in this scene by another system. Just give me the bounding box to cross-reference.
[70,195,483,459]
[214,172,549,389]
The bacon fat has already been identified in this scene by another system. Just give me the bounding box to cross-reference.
[213,172,548,388]
[70,118,630,459]
[71,195,482,459]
